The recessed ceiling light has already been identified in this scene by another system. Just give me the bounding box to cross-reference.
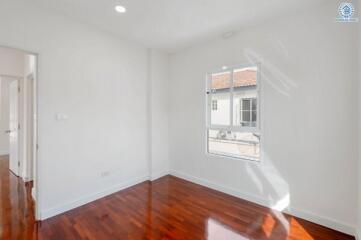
[222,66,228,70]
[115,5,126,13]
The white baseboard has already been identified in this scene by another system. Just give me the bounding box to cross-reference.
[170,170,356,237]
[40,174,149,220]
[150,169,169,181]
[286,207,356,237]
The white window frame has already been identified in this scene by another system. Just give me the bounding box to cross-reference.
[206,63,261,161]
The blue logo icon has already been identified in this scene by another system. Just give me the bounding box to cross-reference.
[336,3,359,22]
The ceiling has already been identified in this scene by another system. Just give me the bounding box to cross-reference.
[32,0,327,53]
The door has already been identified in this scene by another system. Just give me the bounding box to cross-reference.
[9,80,19,176]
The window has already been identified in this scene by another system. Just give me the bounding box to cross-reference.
[241,98,257,127]
[212,100,218,110]
[206,65,260,161]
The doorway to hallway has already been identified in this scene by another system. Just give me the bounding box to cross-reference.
[0,46,38,223]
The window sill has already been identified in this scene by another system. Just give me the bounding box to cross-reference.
[207,152,260,163]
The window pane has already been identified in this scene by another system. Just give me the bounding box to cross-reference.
[252,99,257,111]
[243,99,251,111]
[252,110,257,122]
[211,71,231,90]
[208,130,260,161]
[232,67,258,127]
[242,110,250,122]
[233,67,257,87]
[208,65,260,162]
[211,93,230,125]
[210,71,230,125]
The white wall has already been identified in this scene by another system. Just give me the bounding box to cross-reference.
[149,50,170,180]
[0,48,25,155]
[0,0,152,219]
[0,47,25,77]
[169,1,358,235]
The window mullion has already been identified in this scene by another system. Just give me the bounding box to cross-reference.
[250,99,253,124]
[230,70,234,128]
[207,74,211,128]
[240,99,243,125]
[256,65,260,130]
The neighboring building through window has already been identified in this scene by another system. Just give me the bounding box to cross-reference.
[207,65,260,161]
[241,98,257,127]
[212,100,218,110]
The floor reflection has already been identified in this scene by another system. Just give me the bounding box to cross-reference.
[0,155,38,240]
[207,218,249,240]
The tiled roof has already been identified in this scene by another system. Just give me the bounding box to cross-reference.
[211,69,256,89]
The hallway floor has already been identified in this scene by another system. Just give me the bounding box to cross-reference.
[0,155,37,239]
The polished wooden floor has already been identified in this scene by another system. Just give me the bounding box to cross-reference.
[0,155,355,240]
[0,155,37,240]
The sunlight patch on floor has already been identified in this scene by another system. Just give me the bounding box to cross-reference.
[262,213,276,238]
[289,218,314,240]
[207,219,249,240]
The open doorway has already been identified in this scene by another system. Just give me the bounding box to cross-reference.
[0,46,38,220]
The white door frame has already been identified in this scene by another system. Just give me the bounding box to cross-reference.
[0,45,39,220]
[8,77,20,176]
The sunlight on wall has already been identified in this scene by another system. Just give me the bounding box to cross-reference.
[240,47,296,233]
[243,48,298,97]
[245,151,291,232]
[251,151,291,231]
[246,152,290,208]
[272,194,290,212]
[245,164,263,193]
